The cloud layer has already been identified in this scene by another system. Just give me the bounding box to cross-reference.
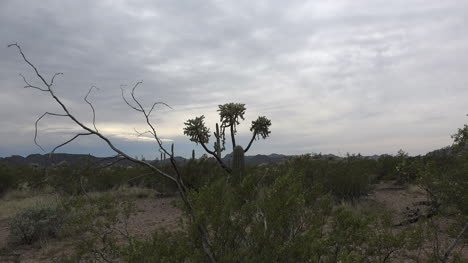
[1,0,468,158]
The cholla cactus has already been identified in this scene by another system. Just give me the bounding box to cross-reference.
[183,115,210,145]
[245,116,272,152]
[183,103,271,174]
[218,103,246,148]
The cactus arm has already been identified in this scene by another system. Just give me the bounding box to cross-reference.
[244,131,257,153]
[214,123,222,159]
[199,141,232,173]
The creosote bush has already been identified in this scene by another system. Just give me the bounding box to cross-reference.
[8,202,66,245]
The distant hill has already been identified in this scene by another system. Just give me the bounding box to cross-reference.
[0,153,296,167]
[0,153,135,167]
[222,153,292,165]
[0,152,380,168]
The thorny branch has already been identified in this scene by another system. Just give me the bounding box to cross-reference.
[9,43,217,263]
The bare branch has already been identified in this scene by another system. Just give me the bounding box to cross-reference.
[50,72,63,86]
[134,128,155,137]
[130,81,145,113]
[8,43,51,88]
[84,86,99,132]
[49,132,93,157]
[148,101,172,117]
[121,87,142,112]
[20,73,48,91]
[92,154,128,169]
[34,112,68,151]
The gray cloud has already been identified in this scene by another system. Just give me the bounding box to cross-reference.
[1,0,467,158]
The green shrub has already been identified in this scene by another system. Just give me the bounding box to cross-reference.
[8,202,66,245]
[58,193,138,262]
[292,155,375,200]
[121,231,193,263]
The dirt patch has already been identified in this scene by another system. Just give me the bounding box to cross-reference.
[126,197,183,238]
[366,181,429,223]
[0,196,183,262]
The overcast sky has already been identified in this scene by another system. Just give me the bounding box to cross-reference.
[1,0,468,158]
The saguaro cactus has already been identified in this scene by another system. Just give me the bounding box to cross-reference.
[192,149,195,160]
[232,145,245,181]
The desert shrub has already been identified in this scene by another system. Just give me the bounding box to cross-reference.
[45,163,90,195]
[0,164,16,195]
[323,159,374,200]
[180,157,226,191]
[58,192,137,262]
[376,154,398,180]
[297,155,376,200]
[0,162,46,194]
[418,124,468,220]
[419,151,468,220]
[393,150,423,184]
[121,231,194,263]
[181,168,336,262]
[8,202,66,245]
[126,172,415,262]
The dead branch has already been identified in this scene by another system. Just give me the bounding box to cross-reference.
[34,112,68,151]
[50,132,93,156]
[9,43,217,263]
[84,86,99,132]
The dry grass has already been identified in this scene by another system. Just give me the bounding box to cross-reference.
[0,190,58,221]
